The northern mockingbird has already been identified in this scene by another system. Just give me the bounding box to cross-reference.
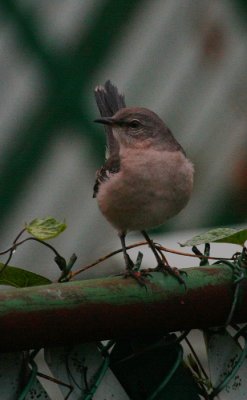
[93,81,194,283]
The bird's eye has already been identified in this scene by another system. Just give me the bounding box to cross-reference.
[129,119,141,129]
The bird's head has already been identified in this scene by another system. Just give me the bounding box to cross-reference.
[95,107,182,151]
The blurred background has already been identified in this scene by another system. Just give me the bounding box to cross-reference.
[0,0,247,280]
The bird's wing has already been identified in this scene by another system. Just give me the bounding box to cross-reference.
[94,80,126,157]
[93,81,126,198]
[93,154,121,198]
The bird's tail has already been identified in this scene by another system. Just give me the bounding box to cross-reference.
[94,80,126,117]
[94,81,126,156]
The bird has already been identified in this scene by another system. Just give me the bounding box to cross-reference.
[93,81,194,284]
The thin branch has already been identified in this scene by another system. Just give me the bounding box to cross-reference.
[70,241,234,279]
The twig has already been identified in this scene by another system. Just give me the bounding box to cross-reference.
[70,241,233,279]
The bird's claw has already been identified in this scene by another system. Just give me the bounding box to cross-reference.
[145,263,187,289]
[123,268,149,287]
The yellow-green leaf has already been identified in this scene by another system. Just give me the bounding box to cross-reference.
[26,217,67,240]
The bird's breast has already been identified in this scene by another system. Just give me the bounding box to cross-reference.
[96,148,194,232]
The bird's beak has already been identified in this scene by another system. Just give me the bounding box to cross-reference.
[94,117,115,126]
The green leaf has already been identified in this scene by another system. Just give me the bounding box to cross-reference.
[0,264,51,288]
[180,228,247,247]
[26,217,67,240]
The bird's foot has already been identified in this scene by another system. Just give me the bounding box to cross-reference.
[122,251,150,287]
[145,262,187,288]
[123,268,148,287]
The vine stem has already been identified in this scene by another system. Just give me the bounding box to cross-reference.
[70,241,233,279]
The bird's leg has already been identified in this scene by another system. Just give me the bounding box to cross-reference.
[119,233,147,286]
[141,230,168,267]
[141,230,186,285]
[119,233,134,270]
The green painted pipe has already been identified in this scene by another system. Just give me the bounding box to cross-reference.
[0,266,246,351]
